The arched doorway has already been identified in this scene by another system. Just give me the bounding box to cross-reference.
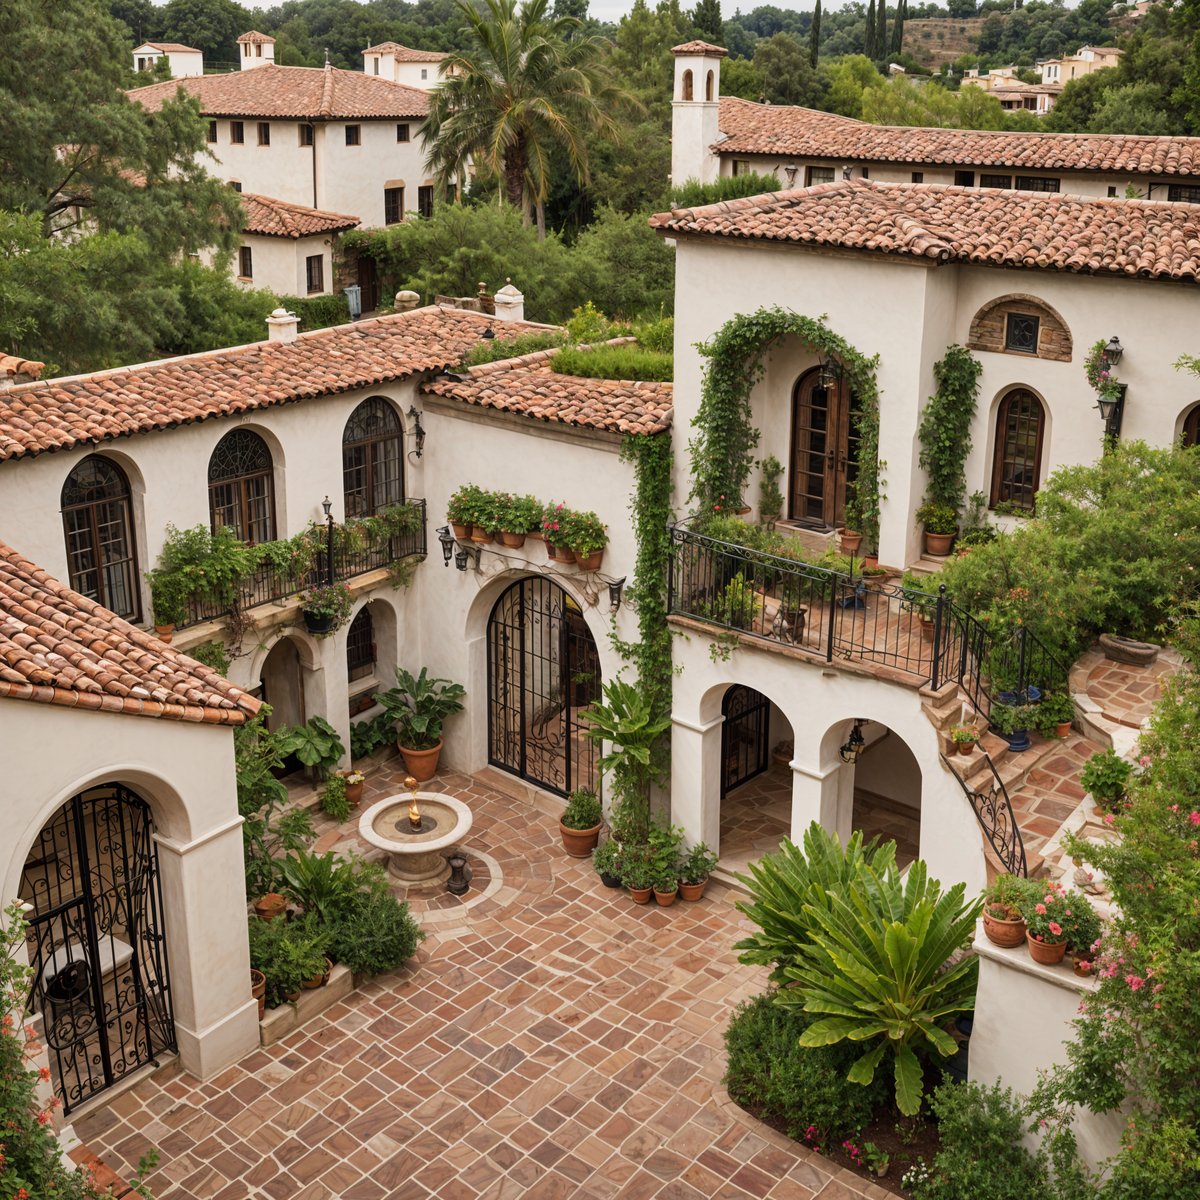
[721,685,771,796]
[487,577,600,796]
[789,366,861,528]
[20,785,175,1115]
[260,637,304,730]
[835,720,922,867]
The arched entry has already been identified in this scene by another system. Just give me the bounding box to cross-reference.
[721,685,771,796]
[789,366,861,528]
[260,637,304,730]
[487,577,600,796]
[20,785,175,1115]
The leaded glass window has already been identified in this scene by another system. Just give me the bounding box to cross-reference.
[208,429,275,543]
[342,398,403,518]
[61,456,139,620]
[991,389,1045,513]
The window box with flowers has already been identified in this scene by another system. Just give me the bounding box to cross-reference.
[565,509,608,570]
[542,503,575,563]
[447,484,484,539]
[496,493,544,548]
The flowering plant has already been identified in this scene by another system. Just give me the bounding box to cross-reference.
[1084,339,1123,405]
[1020,881,1072,944]
[541,502,572,547]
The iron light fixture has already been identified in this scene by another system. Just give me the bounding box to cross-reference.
[321,495,332,519]
[482,325,495,340]
[839,718,867,764]
[819,354,843,388]
[1103,335,1124,366]
[436,524,455,566]
[407,405,426,458]
[454,544,480,572]
[608,577,626,611]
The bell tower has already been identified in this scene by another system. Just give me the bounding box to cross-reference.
[670,41,726,189]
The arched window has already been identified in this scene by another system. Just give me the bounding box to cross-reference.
[1182,404,1200,448]
[342,398,403,517]
[682,69,694,101]
[208,429,275,543]
[61,456,139,621]
[705,69,714,101]
[991,389,1045,512]
[346,606,376,682]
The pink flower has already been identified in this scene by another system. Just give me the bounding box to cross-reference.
[1103,813,1116,826]
[1048,921,1062,937]
[36,1110,52,1126]
[1139,755,1151,767]
[1035,903,1047,915]
[1125,974,1145,991]
[1189,811,1200,826]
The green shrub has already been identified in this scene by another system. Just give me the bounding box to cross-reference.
[565,299,620,344]
[550,344,673,382]
[350,712,393,759]
[328,891,424,976]
[562,789,602,830]
[282,291,350,330]
[276,715,345,779]
[319,774,351,823]
[189,640,230,675]
[248,914,329,1007]
[1079,748,1132,806]
[671,172,782,207]
[910,1080,1047,1200]
[461,330,565,366]
[633,314,673,354]
[724,992,887,1147]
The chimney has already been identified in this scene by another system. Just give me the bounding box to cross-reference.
[266,308,299,343]
[0,354,45,390]
[394,290,421,312]
[493,279,525,324]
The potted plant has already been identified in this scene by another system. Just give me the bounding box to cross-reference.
[560,789,603,857]
[647,824,683,906]
[989,702,1032,753]
[1080,748,1131,810]
[470,491,502,544]
[339,769,365,806]
[679,842,718,901]
[247,915,329,1008]
[950,724,978,755]
[916,501,958,556]
[758,455,784,528]
[652,869,679,907]
[1036,692,1076,739]
[566,509,608,571]
[1060,894,1102,969]
[592,839,624,888]
[542,503,575,563]
[299,582,353,637]
[447,484,483,539]
[620,852,654,904]
[250,967,267,1020]
[1021,882,1072,965]
[981,874,1034,947]
[252,892,287,922]
[778,576,808,638]
[377,667,466,781]
[498,493,543,548]
[146,569,187,641]
[861,1143,889,1179]
[276,716,345,782]
[319,773,351,822]
[707,573,760,631]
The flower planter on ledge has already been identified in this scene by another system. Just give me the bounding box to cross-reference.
[302,609,336,636]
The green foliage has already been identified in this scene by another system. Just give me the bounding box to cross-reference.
[377,667,466,751]
[562,788,603,830]
[738,822,979,1115]
[299,582,354,636]
[916,501,958,536]
[327,890,424,976]
[1080,748,1132,806]
[565,298,618,344]
[724,992,888,1147]
[918,345,981,516]
[754,31,829,106]
[276,716,345,780]
[319,774,351,823]
[350,712,394,760]
[572,206,676,319]
[592,838,624,879]
[681,841,718,884]
[704,573,761,630]
[670,172,783,208]
[462,330,566,366]
[758,455,784,525]
[983,872,1040,921]
[189,640,230,676]
[647,822,685,889]
[247,914,329,1008]
[561,507,608,555]
[910,1080,1048,1200]
[550,344,673,381]
[285,291,350,331]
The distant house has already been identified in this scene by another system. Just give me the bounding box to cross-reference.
[1040,45,1123,84]
[361,42,448,90]
[963,73,1063,115]
[236,31,276,71]
[132,42,203,78]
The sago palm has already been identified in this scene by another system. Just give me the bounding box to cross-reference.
[421,0,624,232]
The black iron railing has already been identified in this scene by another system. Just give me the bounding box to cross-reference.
[667,525,1067,718]
[942,751,1028,877]
[180,499,427,628]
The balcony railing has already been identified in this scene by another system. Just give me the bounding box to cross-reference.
[180,499,427,629]
[667,525,1067,716]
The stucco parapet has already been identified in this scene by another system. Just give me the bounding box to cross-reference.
[973,918,1098,993]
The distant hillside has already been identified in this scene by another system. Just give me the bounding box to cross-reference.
[901,17,987,69]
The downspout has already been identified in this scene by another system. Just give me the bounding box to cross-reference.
[311,123,319,209]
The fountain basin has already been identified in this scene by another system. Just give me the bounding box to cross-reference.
[358,792,473,884]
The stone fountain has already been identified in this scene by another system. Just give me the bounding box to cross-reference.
[358,776,473,885]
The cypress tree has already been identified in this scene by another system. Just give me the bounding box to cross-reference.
[864,0,875,58]
[878,1,887,61]
[891,0,905,55]
[809,0,821,68]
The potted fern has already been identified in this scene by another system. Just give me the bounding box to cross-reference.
[377,667,466,781]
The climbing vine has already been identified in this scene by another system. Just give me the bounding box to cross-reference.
[918,344,982,515]
[689,307,885,548]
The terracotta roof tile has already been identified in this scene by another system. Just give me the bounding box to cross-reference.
[716,96,1200,178]
[422,346,672,435]
[672,40,728,56]
[241,193,359,238]
[237,30,275,44]
[650,179,1200,282]
[0,355,44,381]
[0,307,547,463]
[0,542,259,725]
[128,64,429,120]
[141,42,201,53]
[362,41,447,62]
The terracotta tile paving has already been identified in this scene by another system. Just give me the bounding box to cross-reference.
[75,765,878,1200]
[1084,653,1181,728]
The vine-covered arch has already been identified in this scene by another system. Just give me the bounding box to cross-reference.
[689,307,884,546]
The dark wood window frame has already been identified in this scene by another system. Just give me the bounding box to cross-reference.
[990,388,1045,513]
[805,165,835,186]
[1004,312,1040,354]
[61,456,140,622]
[418,185,434,219]
[299,123,314,146]
[1181,404,1200,447]
[954,170,976,187]
[342,397,404,518]
[396,123,410,143]
[238,245,252,278]
[305,254,324,293]
[230,121,244,144]
[208,429,276,544]
[384,186,404,225]
[980,173,1013,189]
[257,122,270,146]
[1016,175,1060,192]
[346,606,376,681]
[1168,183,1200,204]
[207,120,218,143]
[345,124,361,146]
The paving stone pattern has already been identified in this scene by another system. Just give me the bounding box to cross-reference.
[76,767,882,1200]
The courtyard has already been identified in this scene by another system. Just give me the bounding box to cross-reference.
[75,766,884,1200]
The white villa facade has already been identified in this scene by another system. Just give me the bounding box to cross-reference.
[361,41,449,89]
[132,42,204,78]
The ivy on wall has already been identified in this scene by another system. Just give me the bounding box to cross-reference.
[689,307,885,548]
[918,344,982,515]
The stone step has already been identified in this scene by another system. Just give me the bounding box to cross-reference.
[905,555,951,576]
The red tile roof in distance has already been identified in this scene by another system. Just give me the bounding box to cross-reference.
[422,346,673,435]
[363,41,447,62]
[716,96,1200,179]
[0,307,547,463]
[236,30,275,43]
[671,40,729,56]
[0,542,260,725]
[142,42,201,53]
[241,193,360,238]
[128,64,429,120]
[650,179,1200,282]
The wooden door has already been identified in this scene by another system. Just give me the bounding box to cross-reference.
[356,256,379,313]
[788,368,860,528]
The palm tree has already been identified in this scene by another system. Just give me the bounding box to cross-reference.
[421,0,625,236]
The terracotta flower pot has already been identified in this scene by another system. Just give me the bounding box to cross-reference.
[924,530,956,557]
[919,615,935,643]
[546,542,573,564]
[498,530,526,549]
[1073,959,1094,978]
[679,879,708,902]
[253,892,287,922]
[451,521,470,539]
[250,968,266,1021]
[345,779,364,807]
[629,886,652,905]
[302,957,333,990]
[653,887,678,907]
[399,739,443,783]
[1027,931,1067,964]
[1056,721,1072,739]
[153,623,175,644]
[956,739,977,756]
[560,821,601,858]
[574,549,604,571]
[982,908,1026,948]
[470,527,494,544]
[839,530,863,555]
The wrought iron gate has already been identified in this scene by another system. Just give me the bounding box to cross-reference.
[721,685,772,797]
[487,577,600,796]
[20,786,175,1115]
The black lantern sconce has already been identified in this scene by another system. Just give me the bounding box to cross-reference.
[436,524,455,566]
[1096,336,1127,440]
[608,577,626,612]
[406,405,426,458]
[321,495,335,583]
[839,718,867,764]
[481,325,495,340]
[819,354,843,389]
[1103,335,1124,366]
[455,544,480,572]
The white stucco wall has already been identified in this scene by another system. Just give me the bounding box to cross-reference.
[0,701,259,1081]
[671,53,722,187]
[235,233,337,297]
